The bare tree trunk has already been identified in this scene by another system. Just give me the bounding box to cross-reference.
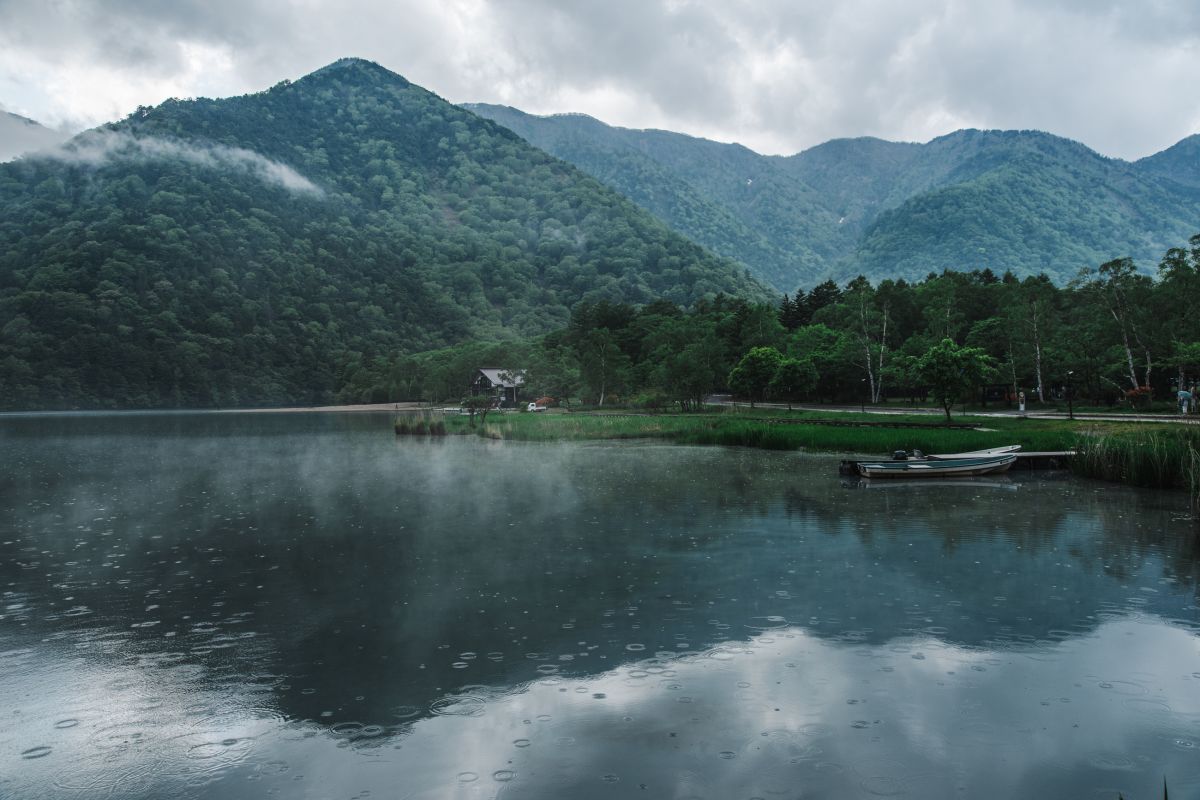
[859,293,890,404]
[1033,339,1045,403]
[1030,300,1046,403]
[859,293,876,404]
[1006,332,1019,399]
[1135,336,1153,389]
[873,306,889,403]
[1111,307,1138,389]
[863,342,875,406]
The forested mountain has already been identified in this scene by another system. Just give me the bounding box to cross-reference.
[343,231,1200,414]
[0,58,769,410]
[0,111,69,162]
[466,104,843,290]
[467,105,1200,290]
[1137,134,1200,188]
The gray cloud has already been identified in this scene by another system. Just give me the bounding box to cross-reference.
[0,1,1198,159]
[31,129,321,194]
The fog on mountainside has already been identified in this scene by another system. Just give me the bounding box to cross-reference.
[5,56,1197,412]
[0,110,71,162]
[468,104,1200,291]
[0,58,769,410]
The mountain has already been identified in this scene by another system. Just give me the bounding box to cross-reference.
[1138,134,1200,188]
[466,103,844,291]
[0,111,70,162]
[0,59,770,410]
[467,106,1200,289]
[836,129,1200,281]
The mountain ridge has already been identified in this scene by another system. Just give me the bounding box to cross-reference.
[0,58,769,409]
[467,103,1200,289]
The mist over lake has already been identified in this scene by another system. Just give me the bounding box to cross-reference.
[1,412,1198,799]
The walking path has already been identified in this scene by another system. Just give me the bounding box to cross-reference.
[706,398,1200,424]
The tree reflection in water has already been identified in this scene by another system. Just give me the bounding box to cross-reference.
[0,412,1196,799]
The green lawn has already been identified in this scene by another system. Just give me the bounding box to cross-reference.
[440,408,1092,455]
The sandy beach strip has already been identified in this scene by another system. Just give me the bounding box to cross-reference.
[217,402,431,414]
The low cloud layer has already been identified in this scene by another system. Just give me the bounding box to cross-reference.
[33,130,321,194]
[0,107,70,161]
[0,1,1198,159]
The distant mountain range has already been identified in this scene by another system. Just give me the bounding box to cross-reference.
[467,104,1200,290]
[4,56,1198,409]
[0,59,767,409]
[0,110,70,162]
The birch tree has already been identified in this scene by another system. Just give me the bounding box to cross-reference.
[1003,275,1057,402]
[843,277,890,404]
[1078,258,1154,390]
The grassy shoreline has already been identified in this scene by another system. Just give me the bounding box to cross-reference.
[437,409,1078,454]
[1073,425,1200,494]
[407,409,1200,502]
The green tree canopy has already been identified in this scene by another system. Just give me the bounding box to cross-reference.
[769,357,818,410]
[728,346,784,407]
[916,338,996,420]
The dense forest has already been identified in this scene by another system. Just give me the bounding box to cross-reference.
[340,236,1200,413]
[6,58,1199,412]
[0,59,768,410]
[469,105,1200,290]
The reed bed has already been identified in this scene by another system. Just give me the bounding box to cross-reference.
[1073,425,1200,495]
[394,409,448,436]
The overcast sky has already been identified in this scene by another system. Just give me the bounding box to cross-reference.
[1,0,1199,159]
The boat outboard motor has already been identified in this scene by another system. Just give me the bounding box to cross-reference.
[892,450,908,461]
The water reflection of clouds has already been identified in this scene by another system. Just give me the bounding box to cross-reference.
[6,423,1200,798]
[382,619,1200,799]
[6,618,1198,799]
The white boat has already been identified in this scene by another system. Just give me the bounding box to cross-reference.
[855,453,1018,478]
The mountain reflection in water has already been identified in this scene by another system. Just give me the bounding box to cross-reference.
[1,412,1198,799]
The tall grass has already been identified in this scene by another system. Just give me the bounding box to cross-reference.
[1073,425,1200,496]
[394,408,447,436]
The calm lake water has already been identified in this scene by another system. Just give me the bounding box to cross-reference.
[2,412,1199,799]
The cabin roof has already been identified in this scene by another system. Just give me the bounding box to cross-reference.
[476,368,525,388]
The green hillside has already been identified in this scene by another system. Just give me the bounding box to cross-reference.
[466,104,843,290]
[467,107,1200,289]
[0,59,769,410]
[852,135,1200,281]
[1137,134,1200,188]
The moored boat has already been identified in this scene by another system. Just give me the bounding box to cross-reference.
[856,454,1017,478]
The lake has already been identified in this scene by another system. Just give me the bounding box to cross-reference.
[1,412,1198,799]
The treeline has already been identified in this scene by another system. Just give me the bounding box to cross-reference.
[343,235,1200,411]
